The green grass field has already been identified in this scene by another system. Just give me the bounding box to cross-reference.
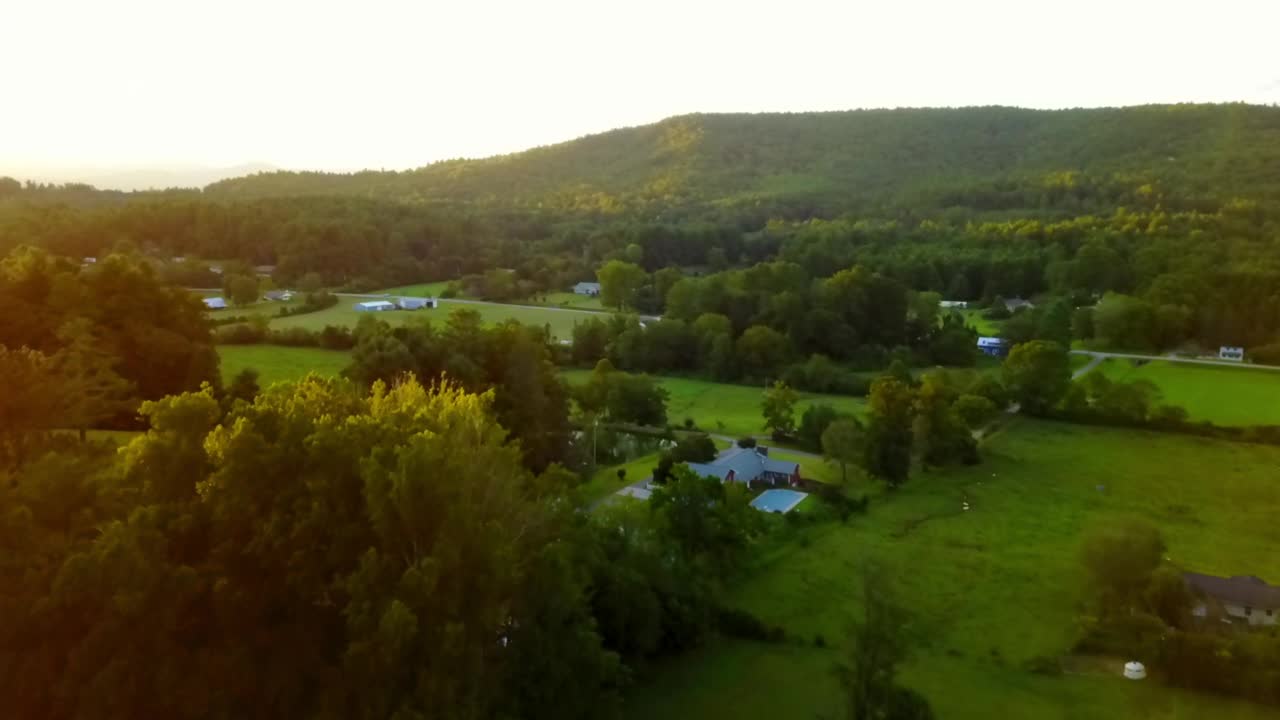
[376,281,452,297]
[532,291,607,311]
[958,308,1002,336]
[266,299,592,341]
[625,419,1280,720]
[217,345,351,385]
[1085,358,1280,426]
[561,371,867,437]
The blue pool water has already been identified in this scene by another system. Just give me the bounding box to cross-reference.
[750,489,809,514]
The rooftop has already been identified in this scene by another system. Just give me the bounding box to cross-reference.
[1185,573,1280,609]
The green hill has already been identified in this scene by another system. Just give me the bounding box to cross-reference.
[204,105,1280,214]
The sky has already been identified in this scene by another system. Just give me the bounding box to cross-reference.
[4,0,1279,178]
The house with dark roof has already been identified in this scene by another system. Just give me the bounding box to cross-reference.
[683,446,801,488]
[1185,572,1280,627]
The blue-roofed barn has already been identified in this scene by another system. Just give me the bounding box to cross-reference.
[682,446,800,488]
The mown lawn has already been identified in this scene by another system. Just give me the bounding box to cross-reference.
[267,299,590,341]
[625,419,1280,720]
[377,281,452,297]
[531,291,608,311]
[580,452,662,505]
[1085,358,1280,426]
[958,308,1002,336]
[561,371,867,437]
[217,345,351,385]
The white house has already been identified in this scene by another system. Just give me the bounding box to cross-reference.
[203,297,228,310]
[1004,297,1035,312]
[573,281,601,296]
[397,297,437,310]
[1219,346,1245,362]
[940,300,968,309]
[977,337,1008,356]
[355,300,397,312]
[1185,573,1280,627]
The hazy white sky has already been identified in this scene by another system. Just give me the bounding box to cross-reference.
[4,0,1278,173]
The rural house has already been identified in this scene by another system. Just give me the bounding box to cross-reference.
[203,297,228,310]
[1004,297,1035,312]
[684,446,801,488]
[1185,573,1280,627]
[355,300,397,312]
[940,300,968,309]
[397,297,437,310]
[573,281,601,296]
[1219,346,1245,362]
[977,336,1008,357]
[264,290,294,301]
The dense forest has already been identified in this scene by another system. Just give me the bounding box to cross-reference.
[5,105,1280,350]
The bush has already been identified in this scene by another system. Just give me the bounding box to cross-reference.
[683,417,696,430]
[813,634,826,648]
[215,322,267,344]
[736,436,757,448]
[715,607,786,644]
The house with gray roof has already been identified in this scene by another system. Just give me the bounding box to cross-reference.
[684,446,801,488]
[573,281,601,296]
[1185,572,1280,627]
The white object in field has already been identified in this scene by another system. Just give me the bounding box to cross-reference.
[1124,661,1146,680]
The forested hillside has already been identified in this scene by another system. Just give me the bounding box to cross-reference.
[199,105,1280,215]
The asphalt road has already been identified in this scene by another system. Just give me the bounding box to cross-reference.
[1069,349,1280,372]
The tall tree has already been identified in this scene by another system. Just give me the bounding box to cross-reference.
[52,319,136,440]
[1002,340,1070,415]
[597,260,646,310]
[864,377,915,487]
[835,566,933,720]
[761,380,799,438]
[821,418,863,484]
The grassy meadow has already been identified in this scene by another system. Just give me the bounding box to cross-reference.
[1085,358,1280,426]
[267,298,590,341]
[625,419,1280,720]
[217,345,351,385]
[561,371,867,437]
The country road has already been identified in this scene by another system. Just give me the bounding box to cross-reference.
[1068,349,1280,372]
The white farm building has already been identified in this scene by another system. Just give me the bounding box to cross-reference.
[355,300,397,312]
[397,297,437,310]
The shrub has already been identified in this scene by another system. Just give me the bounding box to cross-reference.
[736,436,757,448]
[715,607,785,643]
[813,634,826,648]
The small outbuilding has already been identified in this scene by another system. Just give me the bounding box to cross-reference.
[977,336,1008,357]
[203,297,228,310]
[1123,662,1146,680]
[1004,297,1035,312]
[264,290,294,302]
[1219,346,1245,362]
[940,300,968,309]
[355,300,397,312]
[573,281,601,296]
[397,297,437,310]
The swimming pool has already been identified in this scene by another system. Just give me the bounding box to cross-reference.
[750,488,809,514]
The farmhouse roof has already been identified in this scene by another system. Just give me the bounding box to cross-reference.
[1184,573,1280,609]
[685,447,799,484]
[977,336,1006,347]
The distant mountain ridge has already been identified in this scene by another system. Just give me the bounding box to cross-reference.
[202,105,1280,214]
